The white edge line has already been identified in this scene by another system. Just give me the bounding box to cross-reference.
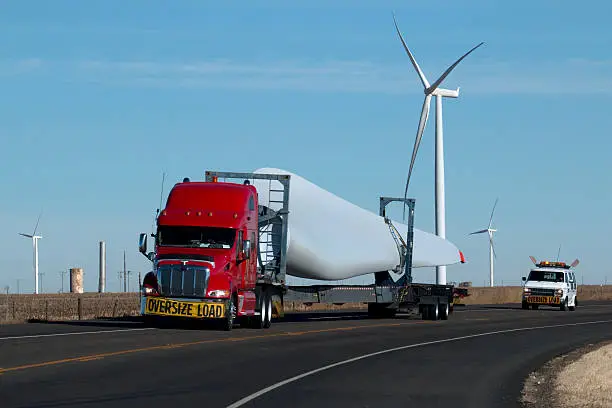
[225,319,612,408]
[0,327,156,341]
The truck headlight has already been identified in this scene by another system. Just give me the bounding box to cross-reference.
[556,289,563,296]
[208,290,229,298]
[523,288,531,293]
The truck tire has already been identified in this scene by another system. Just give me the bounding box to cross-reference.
[569,297,577,311]
[222,296,236,331]
[263,293,272,329]
[248,291,269,329]
[560,298,567,312]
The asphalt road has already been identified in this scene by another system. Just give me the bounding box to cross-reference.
[1,302,611,408]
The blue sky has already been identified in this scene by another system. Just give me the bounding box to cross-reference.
[1,0,611,293]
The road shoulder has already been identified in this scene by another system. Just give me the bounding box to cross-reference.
[521,340,612,408]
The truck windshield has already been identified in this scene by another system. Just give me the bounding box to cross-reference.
[527,271,565,282]
[157,226,235,249]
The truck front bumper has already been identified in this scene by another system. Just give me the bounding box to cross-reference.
[523,295,561,305]
[141,296,227,319]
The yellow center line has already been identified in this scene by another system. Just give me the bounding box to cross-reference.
[0,320,432,374]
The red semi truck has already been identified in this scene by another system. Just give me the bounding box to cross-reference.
[138,171,456,330]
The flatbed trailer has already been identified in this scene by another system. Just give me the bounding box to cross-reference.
[205,171,455,321]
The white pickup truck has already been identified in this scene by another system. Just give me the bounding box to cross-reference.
[521,257,580,311]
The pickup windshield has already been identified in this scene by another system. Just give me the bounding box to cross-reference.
[157,226,235,249]
[527,271,564,282]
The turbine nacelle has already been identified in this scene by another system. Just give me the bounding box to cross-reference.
[428,87,460,98]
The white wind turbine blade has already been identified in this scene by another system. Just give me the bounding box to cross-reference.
[32,211,42,236]
[18,233,33,238]
[402,94,432,219]
[392,13,430,89]
[469,229,488,235]
[427,42,485,92]
[489,234,497,259]
[488,197,498,229]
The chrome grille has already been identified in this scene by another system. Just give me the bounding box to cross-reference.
[157,265,210,297]
[529,288,555,296]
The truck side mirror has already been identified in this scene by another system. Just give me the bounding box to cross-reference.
[243,240,251,260]
[522,276,526,281]
[139,233,148,255]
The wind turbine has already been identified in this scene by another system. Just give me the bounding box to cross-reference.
[393,13,484,285]
[470,198,498,287]
[18,212,43,294]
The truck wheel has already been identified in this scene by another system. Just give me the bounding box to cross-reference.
[248,292,267,329]
[560,298,567,312]
[222,297,236,331]
[521,301,529,310]
[263,294,272,329]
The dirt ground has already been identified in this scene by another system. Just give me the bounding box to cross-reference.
[522,341,612,408]
[554,342,612,408]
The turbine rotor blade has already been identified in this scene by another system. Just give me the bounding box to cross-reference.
[469,229,488,235]
[488,197,498,229]
[402,94,432,218]
[18,233,33,238]
[392,13,430,89]
[33,210,43,236]
[490,235,497,259]
[427,42,484,93]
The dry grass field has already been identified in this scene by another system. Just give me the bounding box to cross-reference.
[1,285,611,324]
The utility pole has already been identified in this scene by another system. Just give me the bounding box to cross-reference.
[123,250,127,293]
[59,270,68,293]
[127,270,133,292]
[117,271,124,292]
[16,279,22,295]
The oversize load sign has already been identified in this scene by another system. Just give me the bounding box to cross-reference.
[527,295,560,304]
[145,297,225,319]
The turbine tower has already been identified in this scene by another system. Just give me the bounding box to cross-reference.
[470,198,498,287]
[18,212,43,294]
[393,14,484,285]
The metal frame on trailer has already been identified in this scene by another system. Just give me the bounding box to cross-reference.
[204,171,291,288]
[202,171,453,321]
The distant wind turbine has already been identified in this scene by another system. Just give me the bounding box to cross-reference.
[393,13,484,285]
[470,198,498,287]
[18,211,43,294]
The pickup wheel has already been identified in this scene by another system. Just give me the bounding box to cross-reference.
[522,301,529,310]
[560,298,568,312]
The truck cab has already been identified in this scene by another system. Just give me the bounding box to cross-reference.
[521,258,579,311]
[137,177,265,330]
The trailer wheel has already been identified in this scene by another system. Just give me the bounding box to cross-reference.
[440,303,449,320]
[431,304,439,321]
